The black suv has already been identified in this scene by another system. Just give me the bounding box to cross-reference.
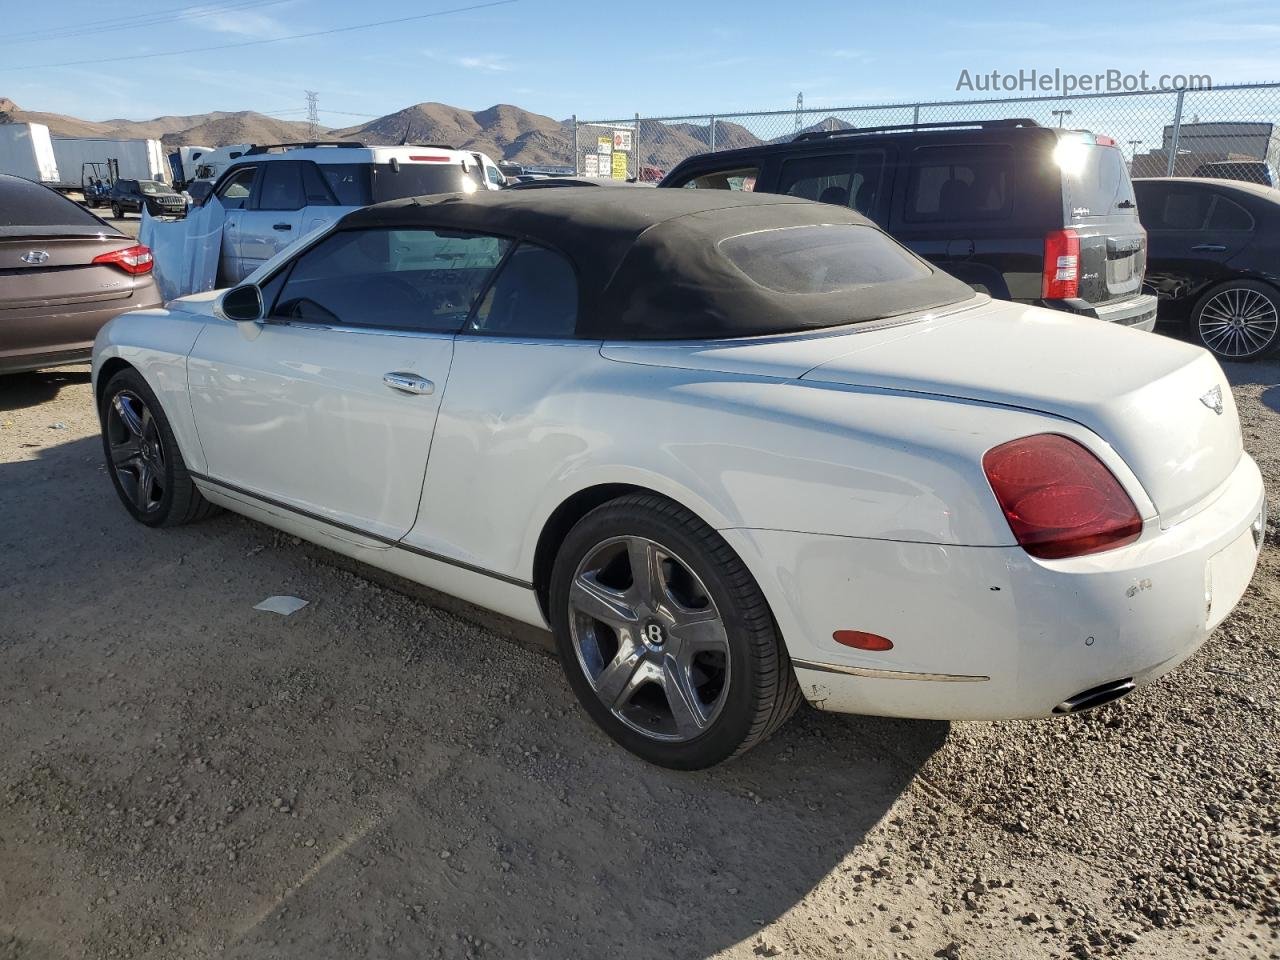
[108,179,187,220]
[660,120,1156,329]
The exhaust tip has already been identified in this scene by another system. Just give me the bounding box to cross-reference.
[1053,677,1136,715]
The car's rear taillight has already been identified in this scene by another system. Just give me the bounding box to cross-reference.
[983,434,1142,560]
[1042,229,1079,299]
[92,243,153,275]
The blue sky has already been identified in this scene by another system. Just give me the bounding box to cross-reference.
[3,0,1278,124]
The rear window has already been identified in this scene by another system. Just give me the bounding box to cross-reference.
[371,163,482,203]
[719,224,930,294]
[1056,137,1137,219]
[0,176,110,235]
[905,145,1013,222]
[314,162,483,206]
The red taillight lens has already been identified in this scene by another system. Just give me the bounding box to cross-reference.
[92,243,153,275]
[1042,229,1079,299]
[983,434,1142,560]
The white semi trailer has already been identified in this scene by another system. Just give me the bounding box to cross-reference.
[51,136,168,186]
[0,123,60,184]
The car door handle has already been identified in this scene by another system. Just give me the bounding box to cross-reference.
[382,372,435,395]
[273,223,292,231]
[1192,243,1227,252]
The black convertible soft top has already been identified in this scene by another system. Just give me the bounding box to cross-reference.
[341,185,974,340]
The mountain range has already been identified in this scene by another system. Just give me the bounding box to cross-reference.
[1,97,849,172]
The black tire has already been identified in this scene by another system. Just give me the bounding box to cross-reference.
[100,367,219,528]
[1190,279,1280,362]
[550,493,802,769]
[111,203,122,220]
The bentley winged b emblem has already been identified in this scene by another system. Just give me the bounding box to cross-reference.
[20,250,50,265]
[1200,384,1224,416]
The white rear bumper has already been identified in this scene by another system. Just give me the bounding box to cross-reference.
[723,453,1265,720]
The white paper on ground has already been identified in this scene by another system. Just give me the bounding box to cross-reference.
[254,595,309,616]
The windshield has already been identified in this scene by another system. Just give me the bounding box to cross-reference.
[139,180,170,195]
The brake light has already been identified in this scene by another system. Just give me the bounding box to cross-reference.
[408,154,451,162]
[1094,134,1117,147]
[983,434,1142,560]
[92,243,153,275]
[1042,229,1079,299]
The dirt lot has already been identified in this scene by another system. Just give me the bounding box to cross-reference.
[1,356,1277,960]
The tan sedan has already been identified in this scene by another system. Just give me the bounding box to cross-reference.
[1,173,161,375]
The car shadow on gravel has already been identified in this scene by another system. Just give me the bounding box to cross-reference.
[0,365,92,412]
[1,435,951,960]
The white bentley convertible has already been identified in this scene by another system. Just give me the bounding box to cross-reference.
[92,186,1265,768]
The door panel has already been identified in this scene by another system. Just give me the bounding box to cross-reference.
[1137,183,1254,310]
[187,321,453,541]
[238,160,307,278]
[212,165,259,283]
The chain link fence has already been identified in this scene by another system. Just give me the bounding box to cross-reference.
[572,82,1280,183]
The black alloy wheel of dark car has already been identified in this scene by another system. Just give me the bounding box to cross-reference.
[550,493,802,769]
[1192,279,1280,361]
[100,368,217,527]
[111,202,123,219]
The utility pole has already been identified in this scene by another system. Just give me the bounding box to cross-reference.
[305,90,320,141]
[1127,139,1143,160]
[1051,109,1072,128]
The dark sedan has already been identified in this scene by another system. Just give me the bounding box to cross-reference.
[0,174,162,375]
[1135,177,1280,361]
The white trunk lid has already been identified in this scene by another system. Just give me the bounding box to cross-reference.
[797,300,1240,526]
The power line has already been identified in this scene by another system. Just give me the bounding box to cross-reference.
[6,0,293,45]
[0,0,519,72]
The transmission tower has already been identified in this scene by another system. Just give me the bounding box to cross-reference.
[794,92,804,132]
[305,90,319,140]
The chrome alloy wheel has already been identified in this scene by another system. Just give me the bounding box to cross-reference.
[106,390,166,515]
[1199,287,1280,358]
[567,536,731,742]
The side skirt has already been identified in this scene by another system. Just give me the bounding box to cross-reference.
[192,475,548,630]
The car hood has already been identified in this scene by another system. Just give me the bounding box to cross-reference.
[601,298,1241,526]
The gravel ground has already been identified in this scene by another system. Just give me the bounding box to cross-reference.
[1,355,1277,960]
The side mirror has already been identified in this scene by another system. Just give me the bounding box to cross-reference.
[218,284,263,323]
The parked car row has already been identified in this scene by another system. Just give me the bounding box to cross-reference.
[659,119,1280,362]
